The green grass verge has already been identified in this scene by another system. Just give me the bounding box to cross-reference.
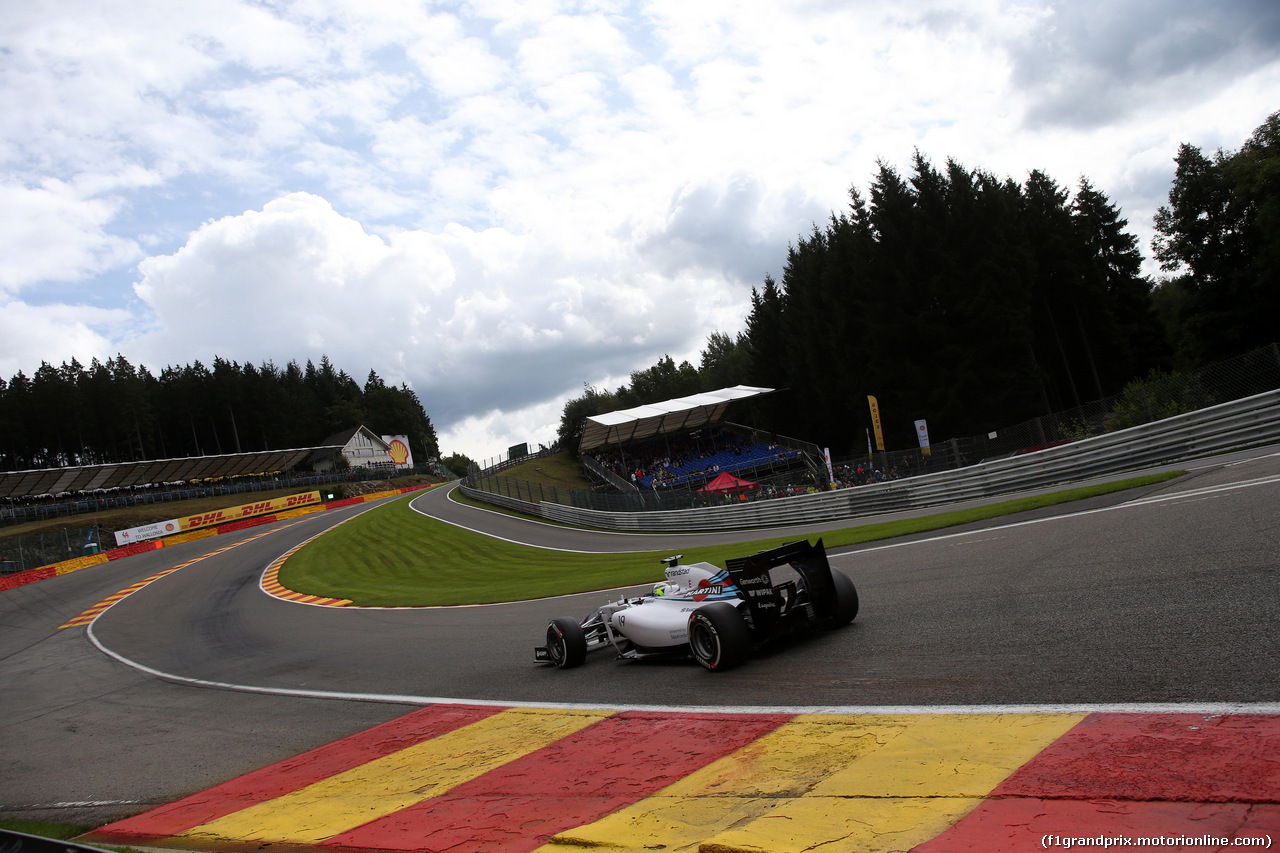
[0,821,86,840]
[498,450,593,491]
[279,471,1184,607]
[0,821,142,853]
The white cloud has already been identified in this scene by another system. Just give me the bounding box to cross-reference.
[3,0,1279,458]
[0,300,134,379]
[1006,0,1280,129]
[406,16,507,100]
[0,181,142,292]
[127,192,728,454]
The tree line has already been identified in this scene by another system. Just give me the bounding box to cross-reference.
[0,354,440,472]
[561,111,1279,456]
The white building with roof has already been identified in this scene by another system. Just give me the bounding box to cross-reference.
[309,426,395,472]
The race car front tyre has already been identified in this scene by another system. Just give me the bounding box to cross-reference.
[547,618,587,669]
[828,569,859,628]
[688,603,750,672]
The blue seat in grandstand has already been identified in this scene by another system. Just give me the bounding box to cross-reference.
[639,441,798,488]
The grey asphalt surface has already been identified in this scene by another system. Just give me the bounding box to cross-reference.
[1,447,1278,826]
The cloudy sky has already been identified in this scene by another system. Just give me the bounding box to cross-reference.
[3,0,1278,461]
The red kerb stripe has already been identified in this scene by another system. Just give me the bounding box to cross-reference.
[326,710,792,853]
[89,704,507,842]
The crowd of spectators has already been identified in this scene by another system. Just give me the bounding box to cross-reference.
[589,426,918,497]
[732,463,901,503]
[831,462,902,488]
[592,428,800,489]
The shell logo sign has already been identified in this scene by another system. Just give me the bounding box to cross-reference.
[384,435,413,468]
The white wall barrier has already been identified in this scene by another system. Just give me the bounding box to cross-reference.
[461,389,1280,532]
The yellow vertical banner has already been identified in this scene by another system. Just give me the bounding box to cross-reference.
[867,395,885,451]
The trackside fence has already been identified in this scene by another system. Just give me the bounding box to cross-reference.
[832,342,1280,480]
[1,464,443,529]
[0,466,444,575]
[467,424,822,513]
[0,527,106,575]
[461,387,1280,532]
[462,343,1280,526]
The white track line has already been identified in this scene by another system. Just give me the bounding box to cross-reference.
[85,468,1280,715]
[833,472,1280,557]
[76,625,1280,716]
[408,485,715,552]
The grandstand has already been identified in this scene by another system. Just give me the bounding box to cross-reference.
[576,386,820,500]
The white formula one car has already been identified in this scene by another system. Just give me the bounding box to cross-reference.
[534,539,858,672]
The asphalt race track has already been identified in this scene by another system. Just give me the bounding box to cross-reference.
[1,446,1278,829]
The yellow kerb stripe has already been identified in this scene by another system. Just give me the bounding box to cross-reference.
[181,707,613,847]
[541,712,1084,853]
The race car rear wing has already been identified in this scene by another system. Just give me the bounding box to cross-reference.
[724,538,840,636]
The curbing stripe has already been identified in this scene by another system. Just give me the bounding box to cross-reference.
[177,707,612,847]
[543,713,1083,853]
[990,712,1280,802]
[916,800,1280,852]
[328,710,791,853]
[59,566,183,628]
[88,704,506,843]
[83,707,1280,853]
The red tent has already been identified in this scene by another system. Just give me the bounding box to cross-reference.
[698,471,760,496]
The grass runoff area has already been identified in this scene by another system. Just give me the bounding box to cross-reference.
[0,821,141,853]
[279,471,1184,607]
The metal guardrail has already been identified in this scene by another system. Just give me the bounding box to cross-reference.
[467,445,559,478]
[461,389,1280,532]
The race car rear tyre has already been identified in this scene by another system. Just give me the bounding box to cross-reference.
[827,569,859,628]
[688,603,750,672]
[547,618,587,669]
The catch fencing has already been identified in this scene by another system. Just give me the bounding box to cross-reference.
[0,526,106,575]
[462,344,1280,531]
[467,423,821,513]
[526,388,1280,531]
[0,464,443,575]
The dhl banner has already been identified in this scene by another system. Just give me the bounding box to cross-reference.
[115,492,323,545]
[178,491,322,531]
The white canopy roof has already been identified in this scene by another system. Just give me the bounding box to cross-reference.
[579,385,774,452]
